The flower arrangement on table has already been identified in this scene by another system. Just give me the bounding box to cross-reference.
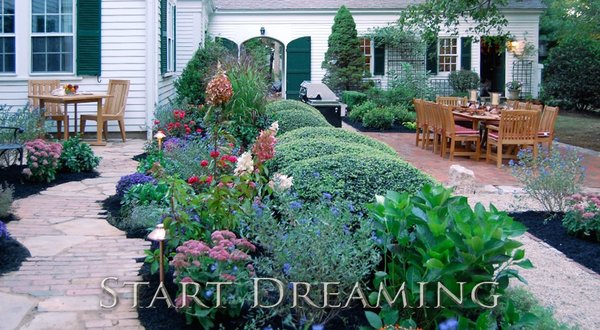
[64,84,79,95]
[506,80,523,91]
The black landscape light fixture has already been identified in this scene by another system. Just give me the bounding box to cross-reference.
[260,27,265,35]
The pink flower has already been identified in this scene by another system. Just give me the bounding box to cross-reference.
[252,129,277,163]
[31,162,38,168]
[42,160,48,165]
[210,150,220,159]
[187,176,200,184]
[220,274,236,282]
[582,212,596,219]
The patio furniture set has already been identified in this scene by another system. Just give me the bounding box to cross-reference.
[414,97,559,168]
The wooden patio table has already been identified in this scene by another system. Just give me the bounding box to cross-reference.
[453,109,501,148]
[28,93,112,146]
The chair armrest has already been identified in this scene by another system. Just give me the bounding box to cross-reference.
[486,125,499,131]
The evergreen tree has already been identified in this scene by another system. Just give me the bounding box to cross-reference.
[322,6,367,93]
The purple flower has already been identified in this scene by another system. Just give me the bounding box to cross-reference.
[282,263,291,276]
[0,221,9,239]
[116,173,156,197]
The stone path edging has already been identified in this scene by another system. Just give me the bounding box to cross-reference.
[0,140,149,330]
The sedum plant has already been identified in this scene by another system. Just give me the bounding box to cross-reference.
[23,139,62,183]
[562,193,600,242]
[365,185,534,329]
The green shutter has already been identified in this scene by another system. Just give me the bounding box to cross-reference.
[373,42,385,76]
[461,37,472,70]
[173,6,176,72]
[76,0,101,76]
[426,38,438,74]
[160,0,167,75]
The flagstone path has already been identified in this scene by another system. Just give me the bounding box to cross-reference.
[0,140,149,330]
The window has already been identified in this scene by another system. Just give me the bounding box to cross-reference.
[166,0,175,72]
[438,38,457,73]
[0,0,15,73]
[31,0,74,73]
[360,38,372,73]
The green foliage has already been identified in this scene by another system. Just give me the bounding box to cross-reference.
[162,138,211,180]
[363,107,395,130]
[510,146,585,213]
[174,39,230,104]
[449,70,480,94]
[341,91,368,110]
[500,288,575,330]
[278,126,397,155]
[226,58,270,147]
[348,100,377,123]
[543,37,600,112]
[122,182,170,210]
[60,136,101,173]
[0,105,45,142]
[281,152,433,208]
[386,105,416,124]
[322,5,368,92]
[541,0,600,49]
[119,203,167,233]
[562,193,600,242]
[0,183,14,218]
[244,198,380,326]
[271,138,394,171]
[367,185,532,328]
[268,109,331,134]
[383,64,435,109]
[266,99,322,117]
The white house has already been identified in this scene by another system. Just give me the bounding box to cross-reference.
[0,0,545,136]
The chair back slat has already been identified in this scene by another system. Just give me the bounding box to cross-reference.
[436,96,468,107]
[440,104,455,135]
[28,80,62,116]
[104,80,130,116]
[527,103,543,111]
[498,110,540,142]
[539,105,559,133]
[413,99,426,124]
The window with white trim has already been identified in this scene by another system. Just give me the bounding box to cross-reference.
[31,0,74,73]
[360,38,372,73]
[166,0,175,72]
[0,0,15,73]
[438,38,457,73]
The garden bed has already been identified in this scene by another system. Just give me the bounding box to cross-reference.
[0,215,31,276]
[342,117,415,133]
[0,165,99,200]
[511,211,600,274]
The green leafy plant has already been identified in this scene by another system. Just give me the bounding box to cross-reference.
[266,99,323,117]
[498,288,575,330]
[562,193,600,242]
[449,70,480,94]
[322,5,369,93]
[119,203,168,233]
[60,136,101,173]
[268,108,331,134]
[363,106,395,130]
[386,105,416,124]
[510,146,585,213]
[341,90,368,110]
[371,63,434,110]
[122,182,170,210]
[366,185,533,329]
[0,105,45,142]
[278,126,396,155]
[0,183,14,218]
[348,100,377,123]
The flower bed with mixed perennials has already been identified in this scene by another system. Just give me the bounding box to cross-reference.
[107,52,571,330]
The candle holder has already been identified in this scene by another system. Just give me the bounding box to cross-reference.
[491,92,500,106]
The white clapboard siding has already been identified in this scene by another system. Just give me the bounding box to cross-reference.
[176,0,207,72]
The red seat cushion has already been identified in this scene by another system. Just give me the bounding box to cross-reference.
[489,132,499,140]
[454,128,479,135]
[538,131,551,137]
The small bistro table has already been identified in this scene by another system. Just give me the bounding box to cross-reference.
[28,93,112,146]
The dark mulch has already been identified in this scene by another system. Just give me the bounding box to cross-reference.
[0,165,99,200]
[510,211,600,274]
[0,214,31,276]
[133,153,147,162]
[342,117,415,133]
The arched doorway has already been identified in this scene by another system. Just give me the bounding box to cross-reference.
[241,37,285,98]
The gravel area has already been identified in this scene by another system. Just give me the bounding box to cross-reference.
[464,189,600,329]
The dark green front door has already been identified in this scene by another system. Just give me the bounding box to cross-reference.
[286,36,311,100]
[215,37,239,58]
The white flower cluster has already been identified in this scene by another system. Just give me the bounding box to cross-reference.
[268,173,293,191]
[269,121,279,134]
[234,151,254,176]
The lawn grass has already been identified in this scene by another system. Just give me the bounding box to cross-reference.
[554,112,600,151]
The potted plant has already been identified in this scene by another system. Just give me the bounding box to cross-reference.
[506,80,523,100]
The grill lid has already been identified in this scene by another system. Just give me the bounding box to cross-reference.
[300,81,339,102]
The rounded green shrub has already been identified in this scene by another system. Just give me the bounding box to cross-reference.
[280,152,434,208]
[269,109,331,134]
[278,126,396,155]
[448,69,479,94]
[341,91,368,110]
[271,138,392,171]
[347,100,376,123]
[362,106,394,130]
[387,104,416,123]
[266,99,322,117]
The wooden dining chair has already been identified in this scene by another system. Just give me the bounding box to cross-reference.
[423,101,445,154]
[80,79,130,142]
[28,80,69,139]
[436,96,468,106]
[537,105,559,151]
[486,110,541,168]
[440,105,481,160]
[413,99,427,147]
[527,103,543,111]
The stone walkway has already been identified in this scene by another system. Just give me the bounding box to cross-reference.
[0,140,149,330]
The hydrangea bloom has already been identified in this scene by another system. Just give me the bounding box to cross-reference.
[205,68,233,106]
[234,151,254,176]
[268,173,293,191]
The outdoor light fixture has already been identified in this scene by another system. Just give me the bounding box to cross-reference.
[154,131,166,151]
[260,27,265,35]
[148,223,167,283]
[508,40,525,56]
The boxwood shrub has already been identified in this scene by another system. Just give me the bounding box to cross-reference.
[341,91,368,111]
[278,127,396,156]
[269,108,331,134]
[280,152,434,208]
[266,99,322,117]
[362,106,395,130]
[271,138,392,171]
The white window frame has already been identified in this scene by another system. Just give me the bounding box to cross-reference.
[0,0,15,74]
[166,0,175,73]
[438,37,459,74]
[360,37,373,75]
[30,0,75,75]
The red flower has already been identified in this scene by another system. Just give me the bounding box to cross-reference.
[249,182,256,188]
[205,176,213,184]
[196,128,202,133]
[154,120,160,125]
[187,176,200,184]
[210,150,220,158]
[200,160,209,167]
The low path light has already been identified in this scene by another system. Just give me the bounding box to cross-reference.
[147,223,167,283]
[154,131,166,151]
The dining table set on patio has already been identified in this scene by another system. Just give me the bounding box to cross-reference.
[27,79,130,146]
[414,96,559,167]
